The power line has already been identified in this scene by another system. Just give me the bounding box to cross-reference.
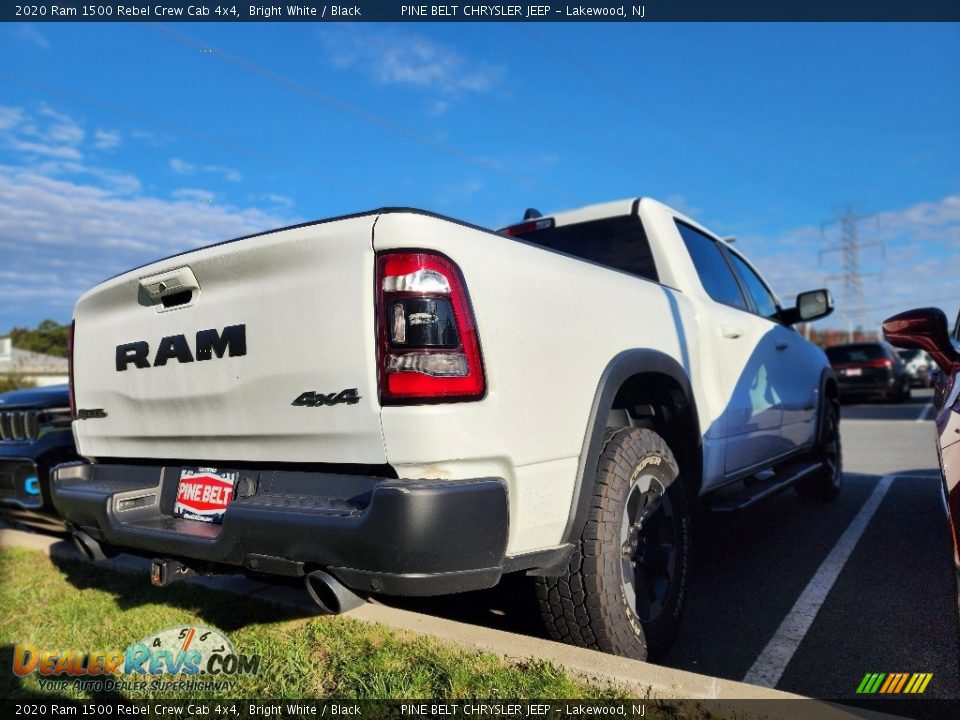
[147,24,582,206]
[819,204,885,341]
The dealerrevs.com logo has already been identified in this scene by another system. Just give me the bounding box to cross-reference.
[12,626,261,693]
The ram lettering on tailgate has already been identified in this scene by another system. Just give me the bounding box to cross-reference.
[116,324,246,371]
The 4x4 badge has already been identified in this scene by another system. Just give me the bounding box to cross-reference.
[291,389,361,407]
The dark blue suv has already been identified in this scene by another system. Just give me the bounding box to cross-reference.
[0,384,80,530]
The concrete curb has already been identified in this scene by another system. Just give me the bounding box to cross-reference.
[0,525,896,717]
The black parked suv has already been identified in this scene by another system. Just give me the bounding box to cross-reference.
[825,342,911,403]
[0,384,79,531]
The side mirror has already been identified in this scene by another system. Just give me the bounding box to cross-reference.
[796,289,833,322]
[882,308,960,373]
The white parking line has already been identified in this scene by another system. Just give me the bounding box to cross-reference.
[742,474,896,688]
[916,403,934,422]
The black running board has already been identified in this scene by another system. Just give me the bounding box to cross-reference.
[705,461,823,513]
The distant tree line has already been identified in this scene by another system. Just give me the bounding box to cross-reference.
[803,325,878,348]
[9,319,69,358]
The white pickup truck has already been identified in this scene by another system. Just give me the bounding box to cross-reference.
[52,197,840,661]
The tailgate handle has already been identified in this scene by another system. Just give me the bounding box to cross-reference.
[139,267,200,310]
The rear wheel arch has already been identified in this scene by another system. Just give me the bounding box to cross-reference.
[560,350,703,547]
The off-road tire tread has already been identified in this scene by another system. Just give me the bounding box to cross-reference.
[796,398,843,501]
[535,427,687,660]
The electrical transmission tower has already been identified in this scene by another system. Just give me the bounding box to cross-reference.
[819,205,884,342]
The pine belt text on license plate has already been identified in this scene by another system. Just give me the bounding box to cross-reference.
[174,468,238,523]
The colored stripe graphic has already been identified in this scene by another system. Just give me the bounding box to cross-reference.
[893,673,909,693]
[878,674,896,693]
[869,673,886,693]
[857,672,932,694]
[856,673,886,694]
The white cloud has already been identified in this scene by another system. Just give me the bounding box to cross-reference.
[170,157,242,182]
[0,107,24,131]
[741,194,960,328]
[253,193,296,209]
[323,28,505,96]
[93,129,122,150]
[47,120,84,146]
[60,163,142,194]
[664,194,702,219]
[6,139,82,160]
[0,105,291,331]
[170,157,196,174]
[2,105,85,161]
[131,129,166,146]
[210,165,243,182]
[427,100,449,117]
[0,163,296,329]
[173,188,216,203]
[17,24,50,50]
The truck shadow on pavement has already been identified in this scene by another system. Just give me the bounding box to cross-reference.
[377,484,855,647]
[47,549,315,633]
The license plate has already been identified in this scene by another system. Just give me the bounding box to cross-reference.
[845,368,863,377]
[174,468,238,523]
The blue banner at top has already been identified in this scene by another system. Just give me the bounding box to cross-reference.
[4,1,960,22]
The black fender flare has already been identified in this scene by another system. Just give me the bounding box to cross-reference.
[560,349,702,546]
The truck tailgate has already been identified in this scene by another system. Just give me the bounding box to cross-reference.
[71,214,385,464]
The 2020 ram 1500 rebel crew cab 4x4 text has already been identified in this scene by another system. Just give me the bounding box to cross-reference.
[52,198,839,661]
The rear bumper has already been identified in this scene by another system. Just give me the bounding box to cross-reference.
[836,377,897,397]
[51,462,509,596]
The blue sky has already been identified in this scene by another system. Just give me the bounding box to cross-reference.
[1,22,958,335]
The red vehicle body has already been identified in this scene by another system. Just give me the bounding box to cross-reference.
[883,308,960,580]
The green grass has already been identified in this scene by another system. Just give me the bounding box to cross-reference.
[0,547,631,701]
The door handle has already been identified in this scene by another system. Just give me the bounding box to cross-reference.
[721,325,743,339]
[776,342,789,351]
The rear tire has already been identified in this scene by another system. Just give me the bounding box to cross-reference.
[535,427,691,661]
[892,380,911,404]
[796,398,842,501]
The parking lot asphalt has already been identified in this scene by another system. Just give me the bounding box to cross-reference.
[384,389,960,703]
[840,390,936,423]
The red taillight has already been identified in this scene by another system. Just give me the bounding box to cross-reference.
[376,251,485,404]
[866,359,894,369]
[67,319,76,416]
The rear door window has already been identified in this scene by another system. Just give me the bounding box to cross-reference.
[727,252,780,320]
[675,222,748,310]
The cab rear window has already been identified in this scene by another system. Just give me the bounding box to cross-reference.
[511,216,659,283]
